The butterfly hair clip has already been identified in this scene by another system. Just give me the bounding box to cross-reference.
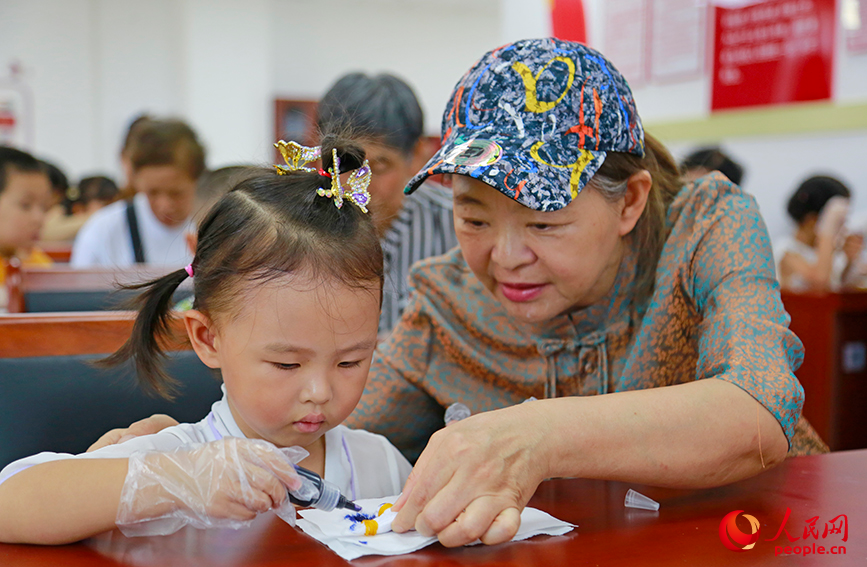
[274,140,322,174]
[316,148,372,214]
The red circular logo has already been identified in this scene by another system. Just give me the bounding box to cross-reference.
[719,510,761,551]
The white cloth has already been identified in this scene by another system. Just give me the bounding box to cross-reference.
[0,386,412,501]
[774,235,847,292]
[70,192,193,268]
[297,497,575,561]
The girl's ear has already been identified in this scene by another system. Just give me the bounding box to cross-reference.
[618,170,652,237]
[183,309,221,369]
[184,231,197,256]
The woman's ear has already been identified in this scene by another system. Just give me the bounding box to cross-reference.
[183,309,221,369]
[619,170,652,236]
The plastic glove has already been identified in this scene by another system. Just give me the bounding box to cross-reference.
[116,437,309,537]
[815,196,850,239]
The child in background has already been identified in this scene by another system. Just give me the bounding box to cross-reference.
[0,146,53,310]
[679,146,744,186]
[0,137,412,544]
[175,165,255,312]
[41,175,120,242]
[776,175,864,292]
[74,175,121,213]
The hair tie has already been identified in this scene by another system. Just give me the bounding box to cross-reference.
[315,148,372,213]
[273,140,321,174]
[272,139,371,214]
[184,264,194,278]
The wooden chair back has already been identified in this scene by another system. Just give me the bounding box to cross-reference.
[4,261,189,313]
[0,311,220,469]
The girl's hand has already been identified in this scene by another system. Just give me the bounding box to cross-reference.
[843,233,864,263]
[390,403,551,547]
[116,438,305,536]
[816,196,850,239]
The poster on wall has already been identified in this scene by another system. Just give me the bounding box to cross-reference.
[603,0,649,85]
[843,0,867,53]
[650,0,708,81]
[711,0,836,111]
[551,0,587,43]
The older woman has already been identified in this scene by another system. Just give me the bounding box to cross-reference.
[93,38,825,549]
[346,38,825,546]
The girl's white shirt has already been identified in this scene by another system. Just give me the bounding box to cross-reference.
[774,235,847,292]
[0,385,412,500]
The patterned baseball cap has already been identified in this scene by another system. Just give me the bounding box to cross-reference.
[406,38,644,211]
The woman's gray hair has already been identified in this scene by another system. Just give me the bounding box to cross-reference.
[588,174,629,203]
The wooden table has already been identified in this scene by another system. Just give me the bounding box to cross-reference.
[2,450,864,566]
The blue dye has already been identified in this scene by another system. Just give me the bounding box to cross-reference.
[344,512,376,522]
[359,541,368,545]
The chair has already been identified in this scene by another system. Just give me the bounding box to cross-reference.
[0,312,222,470]
[4,261,190,313]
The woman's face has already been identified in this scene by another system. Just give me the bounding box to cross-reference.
[453,175,626,324]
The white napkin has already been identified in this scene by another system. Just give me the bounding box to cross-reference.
[296,497,575,561]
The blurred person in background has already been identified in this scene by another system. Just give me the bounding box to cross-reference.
[0,147,53,310]
[776,175,864,292]
[38,159,70,222]
[174,165,256,312]
[117,115,153,200]
[71,118,206,268]
[680,146,744,186]
[317,72,458,335]
[41,175,119,242]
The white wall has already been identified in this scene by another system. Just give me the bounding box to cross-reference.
[0,0,99,179]
[0,0,503,179]
[269,0,501,136]
[182,0,273,165]
[1,0,865,243]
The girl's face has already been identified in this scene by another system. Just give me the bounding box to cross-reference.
[453,175,625,324]
[193,273,380,450]
[0,169,52,255]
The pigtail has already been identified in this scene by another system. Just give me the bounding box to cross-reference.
[99,268,190,399]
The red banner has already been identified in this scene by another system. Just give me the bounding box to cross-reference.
[551,0,587,44]
[711,0,836,111]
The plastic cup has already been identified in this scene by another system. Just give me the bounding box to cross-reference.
[624,489,660,511]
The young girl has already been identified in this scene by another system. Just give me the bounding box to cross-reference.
[776,175,864,291]
[0,137,412,544]
[0,146,54,311]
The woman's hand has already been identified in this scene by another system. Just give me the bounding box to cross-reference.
[391,402,552,547]
[116,438,305,536]
[87,414,179,452]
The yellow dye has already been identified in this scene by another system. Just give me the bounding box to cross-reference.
[362,519,378,536]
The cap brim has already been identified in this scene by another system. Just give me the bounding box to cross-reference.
[406,134,607,212]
